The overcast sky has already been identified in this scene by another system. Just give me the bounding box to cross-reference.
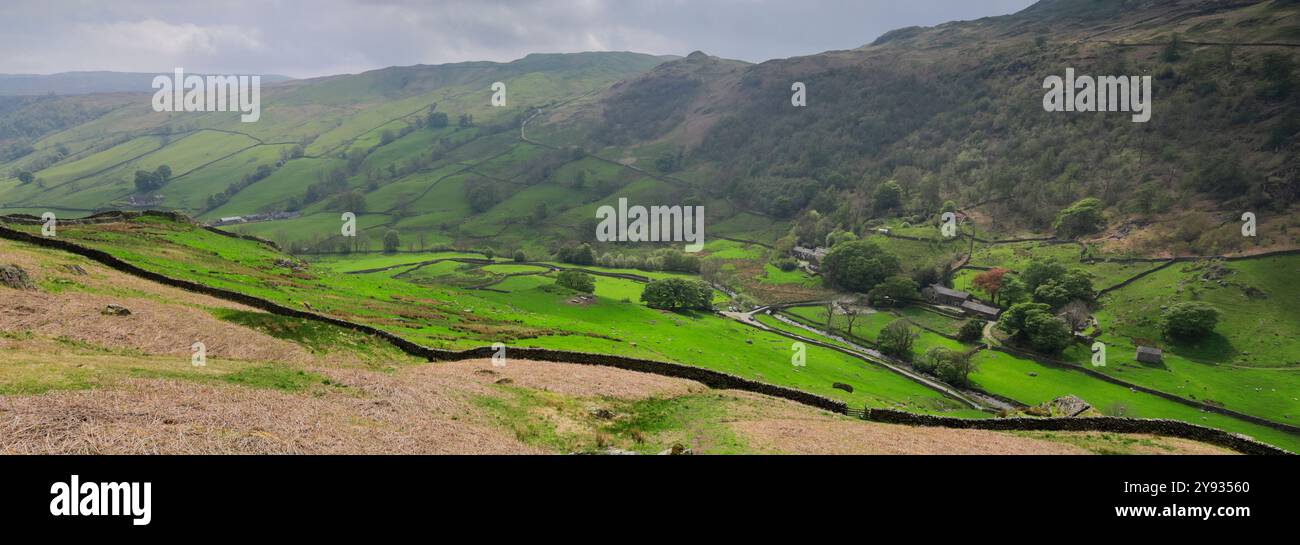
[0,0,1038,78]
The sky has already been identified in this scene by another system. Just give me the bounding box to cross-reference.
[0,0,1038,78]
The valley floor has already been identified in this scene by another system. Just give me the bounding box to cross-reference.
[0,235,1229,454]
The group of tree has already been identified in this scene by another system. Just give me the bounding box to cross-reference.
[820,239,902,294]
[957,319,985,342]
[331,190,367,213]
[876,319,917,362]
[556,243,596,266]
[555,270,595,293]
[1021,260,1094,309]
[866,275,918,307]
[133,165,172,193]
[559,246,703,274]
[421,104,449,129]
[640,278,713,311]
[382,229,401,253]
[1161,302,1219,340]
[287,167,351,211]
[975,260,1094,310]
[465,182,501,213]
[914,346,977,387]
[654,149,683,173]
[1053,198,1106,239]
[996,302,1074,354]
[821,300,863,337]
[205,164,275,210]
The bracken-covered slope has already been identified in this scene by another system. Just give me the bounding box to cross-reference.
[545,0,1300,247]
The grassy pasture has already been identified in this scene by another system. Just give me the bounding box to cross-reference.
[7,216,979,414]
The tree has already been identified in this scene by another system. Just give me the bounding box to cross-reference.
[997,302,1052,335]
[867,275,918,307]
[640,278,712,311]
[918,347,977,387]
[465,183,500,213]
[133,165,173,193]
[654,151,680,173]
[820,239,901,293]
[555,270,595,294]
[17,171,34,184]
[133,170,161,192]
[1023,310,1073,353]
[825,229,857,247]
[1053,198,1106,239]
[1161,33,1183,63]
[426,108,449,128]
[998,275,1030,306]
[513,250,527,262]
[558,243,595,266]
[972,268,1009,303]
[382,230,401,253]
[936,351,977,387]
[1034,270,1094,309]
[1161,302,1219,340]
[1059,300,1091,332]
[842,304,861,338]
[458,113,474,128]
[957,319,986,342]
[332,190,367,213]
[872,180,903,212]
[877,319,916,361]
[1021,260,1067,293]
[530,202,548,225]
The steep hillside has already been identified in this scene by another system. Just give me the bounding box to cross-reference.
[544,0,1300,252]
[0,52,669,216]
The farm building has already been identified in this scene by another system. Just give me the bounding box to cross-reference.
[792,246,828,263]
[791,246,829,269]
[1136,346,1163,364]
[927,284,970,306]
[960,300,1002,321]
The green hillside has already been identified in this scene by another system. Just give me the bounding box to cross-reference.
[2,0,1299,451]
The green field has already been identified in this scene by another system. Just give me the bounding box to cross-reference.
[4,215,985,416]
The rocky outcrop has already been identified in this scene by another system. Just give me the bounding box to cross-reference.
[0,264,36,290]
